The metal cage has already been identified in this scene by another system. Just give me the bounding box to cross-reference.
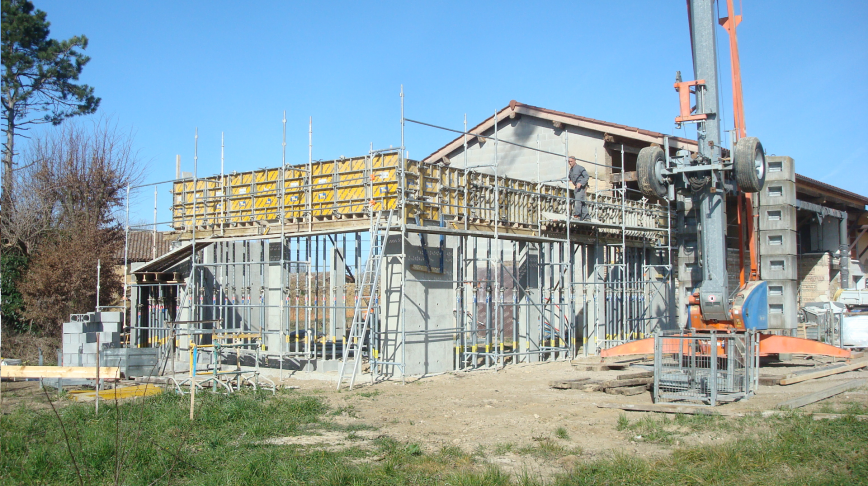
[653,330,759,406]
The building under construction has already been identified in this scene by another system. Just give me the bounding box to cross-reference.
[126,100,868,382]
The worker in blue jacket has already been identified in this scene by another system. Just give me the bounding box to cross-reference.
[568,156,590,220]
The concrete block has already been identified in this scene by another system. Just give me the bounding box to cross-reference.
[764,156,795,182]
[100,322,121,333]
[98,332,120,346]
[759,230,797,256]
[760,180,796,206]
[767,280,798,328]
[768,303,797,330]
[63,322,81,334]
[758,205,796,232]
[62,353,80,366]
[81,342,99,354]
[65,321,100,334]
[96,311,121,322]
[762,255,798,280]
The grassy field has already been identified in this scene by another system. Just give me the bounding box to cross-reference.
[1,387,866,485]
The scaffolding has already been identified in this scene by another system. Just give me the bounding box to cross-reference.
[124,95,675,382]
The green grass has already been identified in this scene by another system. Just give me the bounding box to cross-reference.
[560,408,868,485]
[1,389,867,485]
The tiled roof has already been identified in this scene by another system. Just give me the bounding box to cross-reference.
[118,231,172,262]
[795,173,868,207]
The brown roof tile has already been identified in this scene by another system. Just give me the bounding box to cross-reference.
[118,231,172,262]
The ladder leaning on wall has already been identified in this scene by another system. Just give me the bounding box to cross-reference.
[336,209,394,390]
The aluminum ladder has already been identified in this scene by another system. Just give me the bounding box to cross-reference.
[336,209,394,390]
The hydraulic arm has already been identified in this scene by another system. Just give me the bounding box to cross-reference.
[602,0,850,359]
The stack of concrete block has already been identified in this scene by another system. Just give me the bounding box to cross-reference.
[758,156,798,331]
[61,311,122,366]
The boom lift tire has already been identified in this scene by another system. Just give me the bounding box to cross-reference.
[733,136,766,193]
[637,146,668,199]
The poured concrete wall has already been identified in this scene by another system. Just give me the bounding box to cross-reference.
[380,233,457,377]
[441,115,613,192]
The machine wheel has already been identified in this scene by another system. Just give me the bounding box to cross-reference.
[733,136,766,193]
[637,146,668,199]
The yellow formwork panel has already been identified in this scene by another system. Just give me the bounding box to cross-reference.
[173,152,667,232]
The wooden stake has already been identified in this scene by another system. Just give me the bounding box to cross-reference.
[190,344,196,421]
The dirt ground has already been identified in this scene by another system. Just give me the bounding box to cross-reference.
[278,357,868,476]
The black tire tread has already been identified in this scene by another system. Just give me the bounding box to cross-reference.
[734,137,765,193]
[637,146,667,199]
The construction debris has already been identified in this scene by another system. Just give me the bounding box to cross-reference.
[551,376,651,395]
[604,385,647,396]
[549,378,591,389]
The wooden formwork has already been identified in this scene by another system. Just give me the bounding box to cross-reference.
[170,154,668,240]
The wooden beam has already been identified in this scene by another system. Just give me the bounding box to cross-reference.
[1,366,121,380]
[549,378,591,389]
[611,171,638,183]
[779,361,868,385]
[597,402,720,415]
[776,379,867,409]
[617,371,654,380]
[604,385,647,396]
[598,402,868,421]
[600,377,653,388]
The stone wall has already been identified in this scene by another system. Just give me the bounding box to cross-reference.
[798,252,831,304]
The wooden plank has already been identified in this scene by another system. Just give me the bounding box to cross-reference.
[779,361,868,385]
[573,363,630,372]
[807,413,868,421]
[776,379,867,409]
[617,371,654,380]
[68,384,163,402]
[597,403,868,421]
[549,378,591,389]
[759,375,784,386]
[597,402,720,415]
[604,385,649,396]
[600,377,653,388]
[1,366,121,380]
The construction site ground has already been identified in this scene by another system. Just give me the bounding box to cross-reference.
[268,356,868,477]
[3,355,866,482]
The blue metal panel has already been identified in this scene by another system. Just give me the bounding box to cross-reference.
[742,281,768,330]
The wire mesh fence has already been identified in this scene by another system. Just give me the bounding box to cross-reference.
[653,330,759,406]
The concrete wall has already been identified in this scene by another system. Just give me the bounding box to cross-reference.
[442,115,613,193]
[380,233,457,377]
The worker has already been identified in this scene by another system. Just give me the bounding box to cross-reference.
[567,156,590,220]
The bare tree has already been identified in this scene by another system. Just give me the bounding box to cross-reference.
[2,118,143,254]
[6,119,144,334]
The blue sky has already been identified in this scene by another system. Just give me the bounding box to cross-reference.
[27,0,868,225]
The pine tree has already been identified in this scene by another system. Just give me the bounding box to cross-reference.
[1,0,100,240]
